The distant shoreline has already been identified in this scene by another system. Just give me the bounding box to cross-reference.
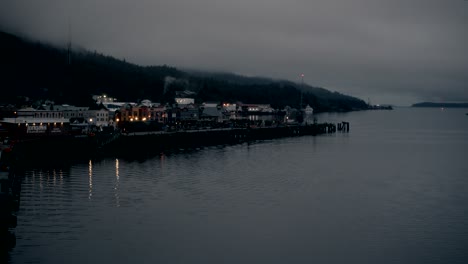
[412,102,468,108]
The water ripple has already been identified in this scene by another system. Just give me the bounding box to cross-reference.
[9,108,468,264]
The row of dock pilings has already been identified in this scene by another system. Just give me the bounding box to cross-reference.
[337,122,350,132]
[315,122,349,134]
[320,123,337,133]
[113,121,352,157]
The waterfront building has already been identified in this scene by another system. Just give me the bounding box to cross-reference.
[118,104,166,123]
[201,102,223,122]
[86,103,110,127]
[175,98,195,107]
[304,104,313,115]
[239,103,274,113]
[53,105,89,120]
[303,104,314,125]
[93,94,118,104]
[222,103,237,113]
[179,104,200,122]
[0,107,69,138]
[101,102,134,113]
[49,104,114,127]
[15,107,65,120]
[221,103,237,121]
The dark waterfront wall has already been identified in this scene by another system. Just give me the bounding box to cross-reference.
[9,123,343,164]
[0,149,20,259]
[107,124,341,157]
[10,131,120,166]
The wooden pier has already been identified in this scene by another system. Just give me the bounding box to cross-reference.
[108,122,349,156]
[5,121,350,162]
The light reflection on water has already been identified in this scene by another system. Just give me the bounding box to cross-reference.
[114,159,120,207]
[88,160,93,200]
[9,108,468,264]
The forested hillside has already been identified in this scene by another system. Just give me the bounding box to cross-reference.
[0,31,367,112]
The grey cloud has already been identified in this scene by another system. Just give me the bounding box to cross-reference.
[1,0,467,105]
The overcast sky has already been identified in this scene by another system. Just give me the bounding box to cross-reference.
[1,0,467,105]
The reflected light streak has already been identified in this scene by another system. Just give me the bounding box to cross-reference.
[53,169,56,186]
[39,170,43,191]
[88,160,93,200]
[114,159,120,207]
[115,159,119,180]
[160,153,166,172]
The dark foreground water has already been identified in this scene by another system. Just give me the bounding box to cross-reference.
[8,108,468,263]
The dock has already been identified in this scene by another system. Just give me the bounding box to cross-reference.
[108,122,349,156]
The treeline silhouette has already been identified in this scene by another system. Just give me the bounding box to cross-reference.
[0,31,367,112]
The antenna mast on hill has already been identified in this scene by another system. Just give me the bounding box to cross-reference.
[300,73,304,109]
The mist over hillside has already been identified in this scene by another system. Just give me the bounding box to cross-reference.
[0,31,367,112]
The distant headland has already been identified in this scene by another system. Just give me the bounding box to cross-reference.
[412,102,468,108]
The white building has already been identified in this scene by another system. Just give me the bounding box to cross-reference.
[175,98,195,107]
[93,94,117,104]
[16,107,66,121]
[53,105,89,120]
[101,102,135,113]
[85,105,110,127]
[1,108,68,136]
[51,104,110,126]
[240,104,274,113]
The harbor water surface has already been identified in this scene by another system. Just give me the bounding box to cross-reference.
[9,108,468,263]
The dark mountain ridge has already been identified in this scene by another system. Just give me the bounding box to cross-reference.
[0,30,367,112]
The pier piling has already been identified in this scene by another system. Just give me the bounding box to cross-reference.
[109,122,350,156]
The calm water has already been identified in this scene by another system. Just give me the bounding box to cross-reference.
[8,108,468,263]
